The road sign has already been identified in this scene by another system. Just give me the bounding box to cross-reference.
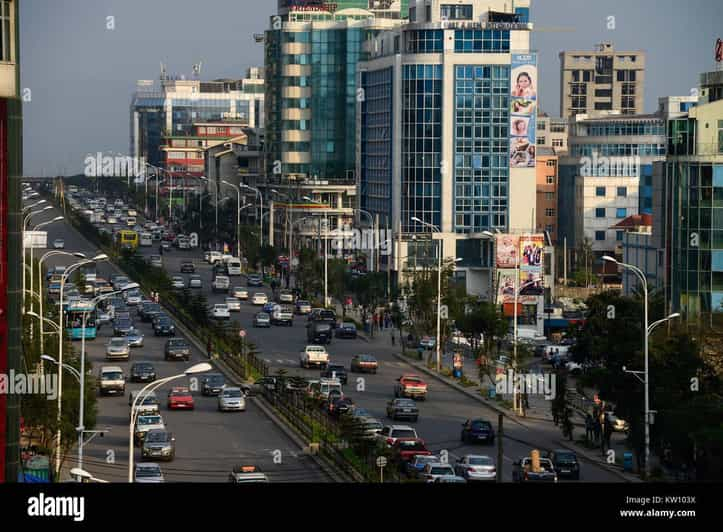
[239,330,246,338]
[291,258,299,267]
[375,456,387,468]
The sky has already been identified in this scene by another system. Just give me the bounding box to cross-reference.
[19,0,723,176]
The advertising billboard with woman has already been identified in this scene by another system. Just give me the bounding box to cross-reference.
[510,54,538,169]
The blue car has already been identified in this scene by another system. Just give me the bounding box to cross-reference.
[262,302,277,314]
[460,419,495,445]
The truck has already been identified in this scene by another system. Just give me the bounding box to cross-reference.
[271,305,294,326]
[299,345,329,369]
[511,457,558,483]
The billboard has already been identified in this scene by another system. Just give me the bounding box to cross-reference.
[495,233,545,305]
[520,234,544,270]
[495,234,519,269]
[510,53,538,168]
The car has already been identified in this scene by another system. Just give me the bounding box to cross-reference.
[111,276,130,291]
[200,373,226,396]
[252,292,268,305]
[112,317,134,336]
[309,308,337,328]
[134,414,165,445]
[161,240,172,251]
[421,463,457,483]
[378,425,419,447]
[171,276,185,290]
[352,417,384,441]
[605,412,630,432]
[405,453,439,478]
[386,398,419,422]
[278,289,294,303]
[391,438,431,466]
[307,321,333,344]
[328,396,354,417]
[134,462,164,483]
[107,216,118,225]
[180,261,195,273]
[253,312,271,328]
[218,387,246,412]
[336,322,357,339]
[434,475,467,483]
[210,303,231,320]
[52,238,65,249]
[206,251,222,264]
[244,377,277,397]
[212,275,230,293]
[295,300,312,315]
[141,430,175,462]
[394,374,428,400]
[512,457,558,483]
[454,455,497,482]
[271,305,294,326]
[350,354,378,374]
[188,274,202,289]
[130,362,157,383]
[105,337,130,361]
[460,419,495,445]
[153,316,176,336]
[129,391,161,419]
[124,289,143,306]
[320,364,347,385]
[246,273,263,287]
[164,338,191,361]
[300,345,329,369]
[547,450,580,480]
[225,297,241,312]
[232,287,249,300]
[139,302,162,322]
[229,465,269,483]
[98,366,125,396]
[167,386,195,410]
[419,336,436,349]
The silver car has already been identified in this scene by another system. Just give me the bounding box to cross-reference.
[142,430,175,461]
[189,274,202,289]
[218,387,246,412]
[126,328,144,348]
[105,337,130,360]
[454,455,496,482]
[171,276,185,290]
[134,462,164,483]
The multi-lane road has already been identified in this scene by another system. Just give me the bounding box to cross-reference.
[35,196,624,482]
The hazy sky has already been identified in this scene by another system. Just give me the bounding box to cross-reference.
[20,0,723,176]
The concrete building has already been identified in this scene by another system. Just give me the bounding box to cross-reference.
[0,0,21,483]
[536,147,558,243]
[357,0,535,298]
[559,42,645,120]
[130,67,265,169]
[559,111,666,257]
[537,112,568,154]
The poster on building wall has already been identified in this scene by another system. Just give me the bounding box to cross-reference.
[519,234,544,270]
[496,268,541,304]
[495,234,519,269]
[510,53,538,169]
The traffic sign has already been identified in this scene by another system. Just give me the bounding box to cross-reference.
[375,456,387,468]
[239,330,246,338]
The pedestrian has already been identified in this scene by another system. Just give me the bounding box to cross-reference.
[593,417,601,443]
[391,332,396,346]
[585,414,594,443]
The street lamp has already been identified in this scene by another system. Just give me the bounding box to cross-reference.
[304,196,329,307]
[221,181,242,258]
[271,189,292,256]
[22,207,56,312]
[54,254,108,477]
[28,216,64,314]
[240,184,263,246]
[602,255,680,478]
[41,354,81,383]
[70,467,108,483]
[128,362,212,482]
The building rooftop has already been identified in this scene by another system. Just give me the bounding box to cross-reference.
[611,214,653,229]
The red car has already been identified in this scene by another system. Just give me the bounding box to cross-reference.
[391,438,432,463]
[394,374,428,400]
[167,387,194,410]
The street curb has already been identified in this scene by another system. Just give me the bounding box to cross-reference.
[552,439,643,483]
[391,352,642,482]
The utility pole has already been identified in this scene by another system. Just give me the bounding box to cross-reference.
[496,413,504,482]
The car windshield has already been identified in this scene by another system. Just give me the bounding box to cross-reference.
[398,441,425,450]
[133,364,153,372]
[360,355,375,362]
[555,452,577,462]
[403,377,423,384]
[170,390,189,397]
[127,290,140,297]
[328,365,345,372]
[115,319,131,327]
[257,313,269,319]
[468,456,494,466]
[145,304,161,313]
[157,318,171,325]
[393,429,417,439]
[472,421,492,430]
[364,421,383,431]
[417,456,437,464]
[223,389,243,398]
[191,275,201,280]
[136,466,161,477]
[109,339,127,347]
[139,416,161,425]
[103,372,123,380]
[206,375,224,385]
[141,395,158,405]
[431,466,455,475]
[146,432,170,443]
[298,301,309,306]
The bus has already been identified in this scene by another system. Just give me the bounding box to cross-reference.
[117,230,139,251]
[66,300,98,340]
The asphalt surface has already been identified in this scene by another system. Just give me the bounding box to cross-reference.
[31,202,329,483]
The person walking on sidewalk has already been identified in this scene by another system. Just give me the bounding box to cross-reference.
[585,414,594,443]
[391,331,396,346]
[593,416,601,443]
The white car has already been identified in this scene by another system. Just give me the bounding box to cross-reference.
[218,387,246,412]
[377,425,419,447]
[454,455,496,482]
[252,293,268,305]
[171,276,185,290]
[605,412,630,432]
[210,304,231,320]
[52,238,65,249]
[299,345,329,369]
[225,297,241,312]
[206,251,223,264]
[278,290,294,303]
[107,216,118,225]
[421,463,457,483]
[134,463,164,483]
[232,287,249,300]
[189,275,202,289]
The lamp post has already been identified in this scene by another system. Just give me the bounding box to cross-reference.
[355,208,375,273]
[70,468,108,483]
[603,255,680,478]
[22,206,54,311]
[304,197,329,308]
[221,181,242,258]
[271,189,291,255]
[240,184,263,246]
[28,216,64,318]
[128,363,211,482]
[54,254,108,478]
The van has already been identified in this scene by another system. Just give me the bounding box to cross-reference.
[140,232,153,246]
[127,216,137,227]
[99,366,126,396]
[307,322,333,344]
[226,259,242,276]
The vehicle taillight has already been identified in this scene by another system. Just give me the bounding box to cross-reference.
[468,467,477,472]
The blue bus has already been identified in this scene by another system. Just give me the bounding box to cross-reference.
[66,300,98,340]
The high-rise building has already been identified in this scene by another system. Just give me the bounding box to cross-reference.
[536,112,568,154]
[559,42,645,120]
[536,148,558,244]
[0,0,21,483]
[358,0,535,297]
[130,68,265,169]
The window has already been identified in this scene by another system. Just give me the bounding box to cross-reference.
[545,192,555,200]
[441,4,473,20]
[426,5,432,21]
[595,89,612,98]
[537,136,546,145]
[595,208,605,218]
[410,7,416,21]
[546,160,556,167]
[617,186,627,197]
[552,138,564,148]
[616,230,624,241]
[616,208,627,218]
[0,0,10,62]
[595,101,612,110]
[545,208,555,217]
[546,175,555,184]
[596,186,605,196]
[595,231,606,241]
[718,120,723,154]
[538,121,546,131]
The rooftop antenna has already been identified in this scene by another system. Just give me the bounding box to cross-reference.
[160,62,167,81]
[192,61,203,79]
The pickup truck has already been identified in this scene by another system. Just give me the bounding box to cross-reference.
[511,457,558,483]
[271,305,294,326]
[299,345,329,369]
[212,275,230,293]
[394,375,428,401]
